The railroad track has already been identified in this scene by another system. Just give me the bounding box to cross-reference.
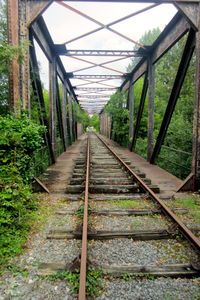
[49,133,200,299]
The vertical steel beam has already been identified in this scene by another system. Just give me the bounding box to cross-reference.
[7,0,20,111]
[130,71,148,151]
[56,78,66,151]
[29,31,55,164]
[62,80,68,147]
[128,78,134,148]
[66,92,72,145]
[150,28,195,164]
[68,95,74,142]
[192,5,200,189]
[49,57,57,155]
[147,56,155,161]
[19,0,30,110]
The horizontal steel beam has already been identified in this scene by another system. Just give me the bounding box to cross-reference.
[76,95,110,99]
[74,87,117,91]
[61,0,200,2]
[73,74,122,79]
[60,49,143,57]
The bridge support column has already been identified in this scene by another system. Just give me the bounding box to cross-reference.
[130,72,148,151]
[128,78,134,149]
[147,57,155,161]
[193,5,200,189]
[49,57,57,155]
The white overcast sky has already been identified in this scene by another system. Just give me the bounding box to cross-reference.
[35,1,177,112]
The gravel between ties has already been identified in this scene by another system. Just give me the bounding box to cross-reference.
[96,278,200,300]
[88,239,200,266]
[91,215,169,231]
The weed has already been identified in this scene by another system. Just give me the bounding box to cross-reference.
[76,204,92,218]
[171,196,200,224]
[41,267,103,296]
[6,264,29,277]
[121,273,156,281]
[86,268,103,297]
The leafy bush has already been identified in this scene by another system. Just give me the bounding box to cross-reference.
[0,113,45,268]
[0,113,45,182]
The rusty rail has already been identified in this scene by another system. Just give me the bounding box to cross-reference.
[78,136,90,300]
[96,134,200,251]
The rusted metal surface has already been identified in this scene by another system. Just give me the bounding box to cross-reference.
[96,134,200,251]
[27,0,53,25]
[174,2,199,29]
[29,30,56,164]
[78,136,90,300]
[147,56,155,161]
[7,0,20,111]
[130,71,148,151]
[128,77,134,145]
[192,5,200,189]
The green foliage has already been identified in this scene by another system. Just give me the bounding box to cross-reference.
[105,91,129,146]
[86,268,103,297]
[171,196,200,224]
[73,102,90,130]
[75,204,92,218]
[90,114,100,132]
[0,113,45,268]
[0,113,45,182]
[43,268,102,297]
[125,29,194,179]
[0,164,39,267]
[0,0,29,115]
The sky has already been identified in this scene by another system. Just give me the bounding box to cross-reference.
[34,1,177,114]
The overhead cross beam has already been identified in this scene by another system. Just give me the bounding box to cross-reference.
[58,2,160,47]
[77,95,110,99]
[57,49,143,57]
[73,74,122,79]
[69,55,128,74]
[74,87,117,91]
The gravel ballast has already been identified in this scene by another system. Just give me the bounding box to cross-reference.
[96,278,200,300]
[88,239,199,266]
[91,215,169,231]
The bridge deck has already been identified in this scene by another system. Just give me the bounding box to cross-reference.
[101,135,182,199]
[40,134,182,200]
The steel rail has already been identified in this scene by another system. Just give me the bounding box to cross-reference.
[96,134,200,251]
[78,136,90,300]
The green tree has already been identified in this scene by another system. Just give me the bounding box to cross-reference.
[105,91,129,146]
[73,102,90,130]
[131,30,194,178]
[90,114,100,132]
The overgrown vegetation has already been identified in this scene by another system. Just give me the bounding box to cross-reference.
[168,196,200,225]
[0,113,45,268]
[43,267,103,297]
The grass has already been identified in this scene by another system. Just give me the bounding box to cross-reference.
[0,194,62,274]
[171,196,200,224]
[108,200,155,209]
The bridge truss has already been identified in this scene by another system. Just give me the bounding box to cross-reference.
[7,0,200,190]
